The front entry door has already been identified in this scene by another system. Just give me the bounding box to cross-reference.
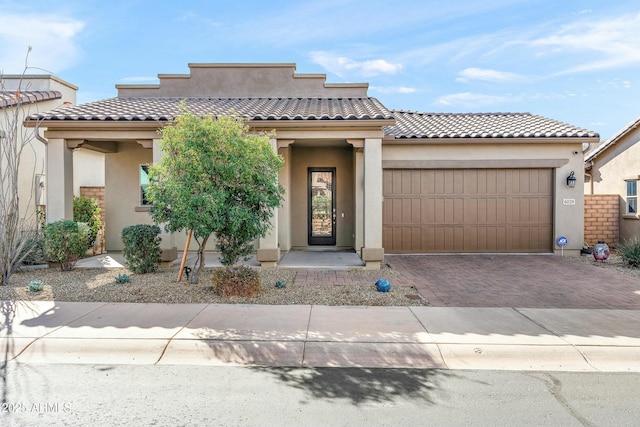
[308,168,336,245]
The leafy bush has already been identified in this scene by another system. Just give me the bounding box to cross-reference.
[121,224,162,274]
[212,266,260,297]
[42,220,90,271]
[73,196,102,249]
[115,273,130,284]
[619,236,640,268]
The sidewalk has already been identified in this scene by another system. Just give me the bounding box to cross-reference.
[2,300,639,372]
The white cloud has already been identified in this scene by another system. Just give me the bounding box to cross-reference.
[310,51,402,77]
[0,13,84,74]
[435,92,510,108]
[530,12,640,74]
[456,67,527,83]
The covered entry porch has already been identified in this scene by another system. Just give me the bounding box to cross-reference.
[258,133,386,269]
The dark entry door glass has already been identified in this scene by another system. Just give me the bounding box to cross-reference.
[308,168,336,245]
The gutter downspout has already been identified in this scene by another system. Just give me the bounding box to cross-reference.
[584,161,594,195]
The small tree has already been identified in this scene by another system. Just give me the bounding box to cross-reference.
[0,48,43,284]
[147,109,284,283]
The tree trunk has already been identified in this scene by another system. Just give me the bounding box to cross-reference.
[190,235,209,284]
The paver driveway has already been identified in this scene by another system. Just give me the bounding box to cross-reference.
[385,255,640,309]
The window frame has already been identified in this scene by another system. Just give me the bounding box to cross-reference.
[140,164,151,206]
[626,179,638,215]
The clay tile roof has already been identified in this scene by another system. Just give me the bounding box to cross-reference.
[30,97,394,122]
[0,90,62,108]
[385,110,599,139]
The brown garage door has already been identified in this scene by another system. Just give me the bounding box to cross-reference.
[383,169,553,253]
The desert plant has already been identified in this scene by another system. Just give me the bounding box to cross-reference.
[42,220,89,271]
[27,279,43,292]
[212,266,260,297]
[0,48,45,285]
[619,236,640,268]
[73,196,102,249]
[20,235,47,266]
[115,273,130,284]
[275,279,286,289]
[121,224,162,273]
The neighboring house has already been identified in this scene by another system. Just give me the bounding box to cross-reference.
[29,63,599,267]
[584,115,640,243]
[1,75,105,229]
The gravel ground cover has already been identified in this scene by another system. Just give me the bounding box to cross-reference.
[569,252,640,280]
[3,264,427,306]
[3,253,638,306]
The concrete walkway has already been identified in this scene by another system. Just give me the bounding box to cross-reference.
[2,300,639,372]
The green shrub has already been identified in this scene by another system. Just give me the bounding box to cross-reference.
[121,224,162,273]
[73,196,102,249]
[42,220,90,271]
[212,266,260,297]
[619,236,640,268]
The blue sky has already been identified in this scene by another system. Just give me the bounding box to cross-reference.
[1,0,639,141]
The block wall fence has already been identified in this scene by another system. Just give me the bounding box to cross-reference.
[584,194,619,247]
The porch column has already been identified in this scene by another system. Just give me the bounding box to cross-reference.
[257,137,280,267]
[46,138,74,221]
[362,138,384,269]
[347,140,365,252]
[277,140,294,252]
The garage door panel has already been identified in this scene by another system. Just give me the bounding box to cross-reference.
[464,198,478,223]
[383,168,553,253]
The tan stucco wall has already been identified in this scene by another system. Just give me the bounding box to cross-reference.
[587,127,640,241]
[105,142,153,250]
[290,145,354,247]
[382,142,586,255]
[73,148,105,195]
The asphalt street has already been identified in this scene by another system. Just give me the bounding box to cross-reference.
[2,363,639,426]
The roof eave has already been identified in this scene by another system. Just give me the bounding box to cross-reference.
[584,116,640,163]
[384,136,600,144]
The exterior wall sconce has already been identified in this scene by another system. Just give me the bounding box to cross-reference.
[566,171,576,188]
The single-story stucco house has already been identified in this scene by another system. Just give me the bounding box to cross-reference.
[584,115,640,243]
[29,63,599,268]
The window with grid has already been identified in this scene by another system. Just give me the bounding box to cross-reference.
[627,179,637,215]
